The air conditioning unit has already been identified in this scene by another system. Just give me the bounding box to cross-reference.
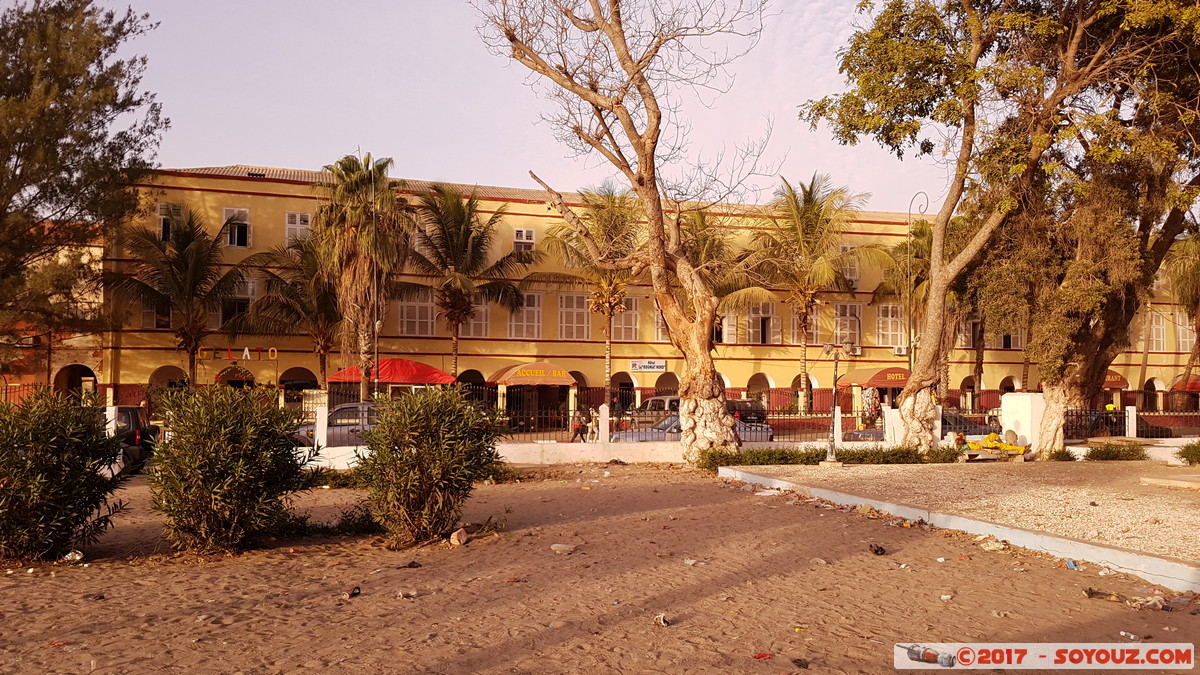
[892,346,908,356]
[847,346,862,357]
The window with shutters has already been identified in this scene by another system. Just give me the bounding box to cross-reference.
[157,203,180,241]
[224,207,250,248]
[834,303,862,346]
[876,304,904,347]
[513,228,535,252]
[790,308,819,345]
[1149,313,1166,352]
[839,245,859,282]
[654,312,671,342]
[141,300,171,329]
[712,314,737,344]
[746,302,782,345]
[612,297,639,341]
[509,293,542,339]
[559,294,590,340]
[285,212,311,243]
[461,296,489,338]
[1177,313,1195,353]
[221,280,256,326]
[399,290,435,337]
[989,329,1026,350]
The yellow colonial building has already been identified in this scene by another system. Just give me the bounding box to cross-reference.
[19,164,1198,413]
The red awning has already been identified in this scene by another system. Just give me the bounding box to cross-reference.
[1172,375,1200,392]
[488,361,576,386]
[327,359,455,385]
[1103,369,1128,390]
[836,367,909,389]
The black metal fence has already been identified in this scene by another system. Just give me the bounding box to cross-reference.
[1064,408,1200,440]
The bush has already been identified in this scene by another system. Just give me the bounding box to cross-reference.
[840,446,925,464]
[925,444,964,464]
[1084,442,1148,461]
[1046,448,1077,461]
[0,390,130,560]
[149,386,317,553]
[696,444,935,470]
[1177,441,1200,466]
[357,388,501,548]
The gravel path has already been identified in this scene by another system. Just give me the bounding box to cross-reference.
[734,461,1200,561]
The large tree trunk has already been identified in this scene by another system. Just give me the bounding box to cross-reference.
[673,314,736,462]
[188,348,198,386]
[358,326,372,402]
[1035,381,1088,458]
[318,350,328,388]
[798,307,810,413]
[899,291,947,449]
[450,323,460,378]
[604,314,613,405]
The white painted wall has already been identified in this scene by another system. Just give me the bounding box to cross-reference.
[1001,393,1045,447]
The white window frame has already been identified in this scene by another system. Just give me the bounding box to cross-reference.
[1176,312,1196,354]
[875,304,904,347]
[398,290,436,337]
[285,211,312,243]
[746,302,782,345]
[790,308,819,345]
[141,300,172,330]
[157,203,180,242]
[224,207,251,248]
[219,280,257,327]
[612,297,639,342]
[714,314,737,344]
[839,245,859,283]
[654,311,671,343]
[508,293,542,339]
[513,228,535,252]
[1149,312,1166,352]
[461,295,489,338]
[558,294,590,340]
[834,303,862,346]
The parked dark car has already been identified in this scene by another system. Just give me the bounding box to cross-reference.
[610,414,774,443]
[296,403,378,447]
[96,406,159,470]
[726,399,767,424]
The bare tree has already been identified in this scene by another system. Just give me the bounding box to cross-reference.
[476,0,769,459]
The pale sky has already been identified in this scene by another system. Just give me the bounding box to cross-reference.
[109,1,950,214]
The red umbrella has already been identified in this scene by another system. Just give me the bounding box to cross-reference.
[327,358,455,385]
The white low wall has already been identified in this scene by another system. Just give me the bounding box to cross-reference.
[311,445,361,470]
[499,441,684,464]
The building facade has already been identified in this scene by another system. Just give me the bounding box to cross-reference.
[10,164,1198,412]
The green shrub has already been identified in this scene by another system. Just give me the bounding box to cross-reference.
[839,446,925,464]
[149,386,317,553]
[925,444,964,464]
[1084,442,1148,461]
[1177,441,1200,466]
[1047,448,1077,461]
[696,444,933,470]
[357,388,501,548]
[0,390,130,560]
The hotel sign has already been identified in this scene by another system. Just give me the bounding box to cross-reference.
[630,359,667,373]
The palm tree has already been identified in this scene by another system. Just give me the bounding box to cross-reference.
[312,153,410,401]
[405,184,541,376]
[1164,235,1200,409]
[532,185,642,403]
[110,206,247,384]
[746,175,881,411]
[229,233,342,385]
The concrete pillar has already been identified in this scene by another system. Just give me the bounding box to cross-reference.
[933,405,943,446]
[568,385,578,413]
[599,404,611,447]
[105,405,118,437]
[833,405,843,449]
[1125,405,1137,438]
[315,404,329,448]
[497,384,507,413]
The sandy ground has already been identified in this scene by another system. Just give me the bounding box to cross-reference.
[730,462,1200,562]
[2,464,1198,675]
